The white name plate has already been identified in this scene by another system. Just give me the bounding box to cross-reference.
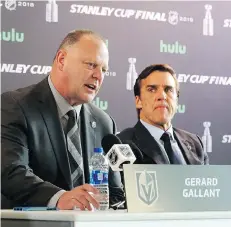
[123,165,231,213]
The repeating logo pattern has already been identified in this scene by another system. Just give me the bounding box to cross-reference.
[46,0,58,22]
[5,0,17,10]
[0,28,24,42]
[1,2,231,164]
[1,0,35,10]
[126,58,138,91]
[203,5,214,36]
[202,122,212,153]
[160,40,186,54]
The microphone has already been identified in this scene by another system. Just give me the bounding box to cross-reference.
[101,134,137,171]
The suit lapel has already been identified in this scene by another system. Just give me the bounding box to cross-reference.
[33,78,72,188]
[173,129,200,164]
[134,121,169,164]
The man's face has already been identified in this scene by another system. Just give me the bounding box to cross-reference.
[58,35,109,105]
[135,71,178,130]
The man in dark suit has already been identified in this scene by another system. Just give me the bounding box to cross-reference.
[118,64,209,165]
[1,29,124,210]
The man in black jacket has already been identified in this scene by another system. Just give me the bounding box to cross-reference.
[1,29,124,210]
[118,64,209,165]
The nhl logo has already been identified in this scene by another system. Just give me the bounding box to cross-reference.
[5,0,17,11]
[168,11,179,25]
[184,141,192,151]
[136,170,158,205]
[108,149,118,165]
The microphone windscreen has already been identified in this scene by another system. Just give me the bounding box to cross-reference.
[101,134,122,154]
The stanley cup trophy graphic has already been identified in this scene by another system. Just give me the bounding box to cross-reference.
[202,122,212,153]
[46,0,58,23]
[203,4,213,36]
[126,58,138,91]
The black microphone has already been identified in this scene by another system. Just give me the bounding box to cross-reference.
[101,134,122,154]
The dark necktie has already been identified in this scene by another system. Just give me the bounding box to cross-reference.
[66,109,84,187]
[160,132,181,164]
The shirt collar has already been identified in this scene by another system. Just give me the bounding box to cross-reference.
[140,119,175,141]
[48,75,82,119]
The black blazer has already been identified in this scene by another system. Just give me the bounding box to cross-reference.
[117,121,209,165]
[1,78,124,208]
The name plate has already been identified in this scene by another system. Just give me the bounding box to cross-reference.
[123,164,231,213]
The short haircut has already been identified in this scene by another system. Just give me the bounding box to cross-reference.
[53,29,106,62]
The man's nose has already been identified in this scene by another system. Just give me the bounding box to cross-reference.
[156,88,167,100]
[92,67,104,80]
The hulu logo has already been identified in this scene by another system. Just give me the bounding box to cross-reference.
[176,104,186,113]
[92,97,108,111]
[160,40,186,54]
[0,28,24,42]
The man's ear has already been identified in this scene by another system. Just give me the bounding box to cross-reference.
[135,95,142,109]
[56,49,66,71]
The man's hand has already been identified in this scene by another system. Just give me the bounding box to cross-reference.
[57,184,99,210]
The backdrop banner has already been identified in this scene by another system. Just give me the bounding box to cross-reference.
[1,1,231,164]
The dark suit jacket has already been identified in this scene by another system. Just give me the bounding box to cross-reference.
[1,78,124,208]
[117,121,209,165]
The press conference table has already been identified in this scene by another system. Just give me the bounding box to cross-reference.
[1,209,231,227]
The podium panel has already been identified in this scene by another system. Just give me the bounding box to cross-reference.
[123,165,231,213]
[1,210,231,227]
